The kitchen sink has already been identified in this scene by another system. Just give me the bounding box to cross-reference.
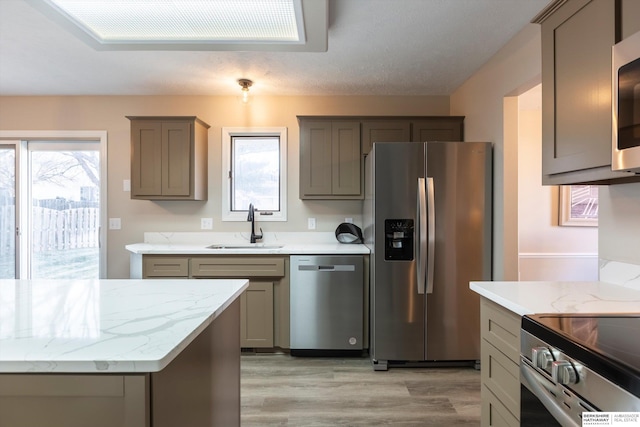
[206,244,284,250]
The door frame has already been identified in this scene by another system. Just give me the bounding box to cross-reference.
[0,130,108,279]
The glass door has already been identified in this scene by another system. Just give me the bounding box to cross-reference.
[28,142,101,279]
[0,145,16,278]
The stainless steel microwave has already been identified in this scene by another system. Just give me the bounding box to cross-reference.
[612,30,640,172]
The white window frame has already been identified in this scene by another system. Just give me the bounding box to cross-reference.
[221,127,287,222]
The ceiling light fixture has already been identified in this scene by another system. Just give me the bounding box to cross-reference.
[238,79,253,104]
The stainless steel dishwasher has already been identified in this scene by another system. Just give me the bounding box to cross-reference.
[290,255,364,354]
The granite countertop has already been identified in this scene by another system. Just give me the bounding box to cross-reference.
[470,281,640,316]
[0,279,249,373]
[125,231,370,255]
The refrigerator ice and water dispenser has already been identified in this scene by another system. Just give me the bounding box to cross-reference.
[384,219,414,261]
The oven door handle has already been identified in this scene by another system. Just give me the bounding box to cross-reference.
[520,360,580,427]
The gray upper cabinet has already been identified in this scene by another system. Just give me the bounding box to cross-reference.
[128,116,210,200]
[298,116,464,200]
[622,0,640,39]
[299,120,362,199]
[361,121,410,156]
[536,0,640,185]
[411,118,464,143]
[361,117,464,156]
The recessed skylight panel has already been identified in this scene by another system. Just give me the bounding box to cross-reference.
[44,0,304,43]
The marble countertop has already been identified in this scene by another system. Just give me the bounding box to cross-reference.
[0,279,249,373]
[470,281,640,316]
[126,242,370,255]
[126,231,370,255]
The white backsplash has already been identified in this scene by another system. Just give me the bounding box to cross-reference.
[143,231,340,245]
[600,259,640,291]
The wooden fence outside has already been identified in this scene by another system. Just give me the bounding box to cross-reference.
[0,206,99,255]
[0,205,14,256]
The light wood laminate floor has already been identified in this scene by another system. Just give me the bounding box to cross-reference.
[241,353,481,426]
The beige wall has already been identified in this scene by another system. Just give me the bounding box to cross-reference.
[517,85,598,281]
[450,24,542,280]
[0,94,449,278]
[450,19,640,279]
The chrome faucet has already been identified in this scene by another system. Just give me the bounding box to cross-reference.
[247,203,263,243]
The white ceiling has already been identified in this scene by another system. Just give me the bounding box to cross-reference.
[0,0,550,97]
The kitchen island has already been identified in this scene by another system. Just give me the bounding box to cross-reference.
[471,280,640,315]
[470,280,640,427]
[0,278,249,427]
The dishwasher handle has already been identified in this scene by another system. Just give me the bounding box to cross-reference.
[297,264,356,272]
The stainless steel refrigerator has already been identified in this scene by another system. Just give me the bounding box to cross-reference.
[363,141,492,371]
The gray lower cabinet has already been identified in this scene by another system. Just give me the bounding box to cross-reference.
[143,256,189,278]
[191,256,286,348]
[479,297,521,427]
[0,374,148,427]
[240,281,275,347]
[142,255,288,349]
[535,0,640,185]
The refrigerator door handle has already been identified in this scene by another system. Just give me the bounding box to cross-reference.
[417,177,427,295]
[426,177,435,294]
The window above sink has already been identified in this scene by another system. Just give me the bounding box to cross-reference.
[221,127,288,222]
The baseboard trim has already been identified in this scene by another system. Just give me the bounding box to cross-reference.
[519,252,598,259]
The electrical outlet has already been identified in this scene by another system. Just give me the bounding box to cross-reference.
[201,218,213,230]
[308,218,316,230]
[345,217,353,223]
[123,179,131,192]
[109,218,121,230]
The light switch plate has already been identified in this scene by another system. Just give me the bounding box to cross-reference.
[345,217,353,223]
[201,218,213,230]
[123,179,131,192]
[109,218,121,230]
[308,218,316,230]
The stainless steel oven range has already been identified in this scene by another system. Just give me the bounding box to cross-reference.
[520,314,640,427]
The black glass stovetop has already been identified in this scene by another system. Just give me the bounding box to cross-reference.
[522,314,640,398]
